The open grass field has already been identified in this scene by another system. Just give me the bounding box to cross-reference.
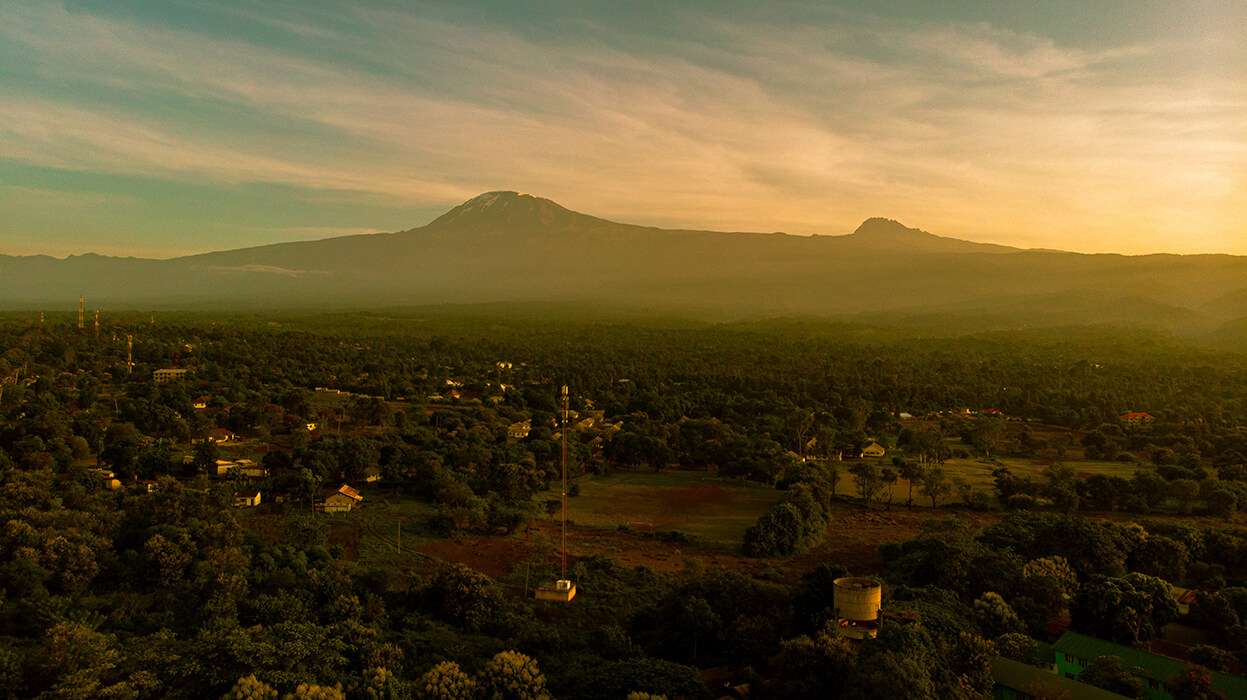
[837,455,1142,505]
[538,470,784,550]
[938,456,1139,493]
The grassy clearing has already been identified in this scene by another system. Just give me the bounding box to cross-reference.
[344,492,443,570]
[540,470,783,550]
[938,456,1140,492]
[831,456,1142,506]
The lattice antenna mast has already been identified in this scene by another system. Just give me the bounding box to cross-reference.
[94,309,100,339]
[560,384,569,580]
[77,296,85,331]
[126,335,134,375]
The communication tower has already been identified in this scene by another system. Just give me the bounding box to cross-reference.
[77,296,85,331]
[536,385,576,603]
[94,309,100,339]
[126,335,134,375]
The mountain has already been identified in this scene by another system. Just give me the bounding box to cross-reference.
[2,191,1246,332]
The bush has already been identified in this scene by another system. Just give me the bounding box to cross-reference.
[1187,645,1234,672]
[424,564,502,632]
[1005,494,1037,511]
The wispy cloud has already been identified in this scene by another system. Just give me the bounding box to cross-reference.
[0,2,1243,253]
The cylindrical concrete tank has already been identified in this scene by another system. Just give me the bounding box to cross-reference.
[833,577,882,638]
[834,577,881,621]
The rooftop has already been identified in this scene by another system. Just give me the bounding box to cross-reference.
[991,656,1125,700]
[1055,631,1247,697]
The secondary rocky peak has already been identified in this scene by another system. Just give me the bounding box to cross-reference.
[853,217,924,238]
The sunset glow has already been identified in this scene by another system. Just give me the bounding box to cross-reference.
[1,1,1244,256]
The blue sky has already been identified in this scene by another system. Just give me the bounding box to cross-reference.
[1,1,1244,257]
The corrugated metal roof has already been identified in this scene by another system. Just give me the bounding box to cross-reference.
[992,656,1128,700]
[1055,632,1247,697]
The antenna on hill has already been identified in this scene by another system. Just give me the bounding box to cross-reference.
[77,296,85,331]
[126,335,134,375]
[94,309,100,339]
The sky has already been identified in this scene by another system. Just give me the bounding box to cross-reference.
[1,0,1245,258]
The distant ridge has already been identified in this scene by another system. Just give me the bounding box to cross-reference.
[844,217,1019,253]
[1,191,1245,340]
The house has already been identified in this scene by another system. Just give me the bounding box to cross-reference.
[233,490,261,508]
[204,428,235,444]
[235,459,268,478]
[90,468,121,491]
[860,442,887,459]
[215,458,267,478]
[322,484,363,513]
[153,368,190,385]
[193,396,210,410]
[1169,586,1200,616]
[1121,411,1155,424]
[508,420,532,440]
[991,656,1124,700]
[363,466,383,483]
[305,422,318,432]
[135,479,159,493]
[1053,631,1247,700]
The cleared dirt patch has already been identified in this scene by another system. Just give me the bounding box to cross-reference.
[417,536,537,578]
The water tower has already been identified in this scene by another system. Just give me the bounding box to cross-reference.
[833,577,882,639]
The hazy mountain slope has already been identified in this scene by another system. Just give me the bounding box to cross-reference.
[1,191,1245,329]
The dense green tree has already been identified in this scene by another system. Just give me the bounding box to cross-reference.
[1071,573,1179,644]
[1079,656,1148,699]
[416,662,477,700]
[919,466,952,508]
[479,651,549,700]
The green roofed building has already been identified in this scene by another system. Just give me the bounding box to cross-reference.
[1053,631,1247,700]
[992,656,1129,700]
